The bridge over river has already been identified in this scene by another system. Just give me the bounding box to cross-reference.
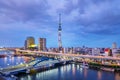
[0,56,71,76]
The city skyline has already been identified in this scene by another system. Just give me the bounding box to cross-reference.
[0,0,120,47]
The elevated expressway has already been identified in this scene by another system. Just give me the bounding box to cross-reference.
[16,50,120,61]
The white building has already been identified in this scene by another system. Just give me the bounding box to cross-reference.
[112,48,120,57]
[112,42,117,49]
[92,48,100,56]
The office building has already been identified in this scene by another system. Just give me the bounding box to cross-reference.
[38,38,46,51]
[112,42,117,49]
[112,48,120,57]
[25,37,35,49]
[24,40,27,49]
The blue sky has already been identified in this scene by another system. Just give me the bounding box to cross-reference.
[0,0,120,48]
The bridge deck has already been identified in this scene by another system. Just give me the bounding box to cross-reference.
[17,50,120,61]
[0,60,37,74]
[0,58,70,75]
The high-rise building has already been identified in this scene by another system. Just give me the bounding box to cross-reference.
[38,38,46,51]
[112,42,117,49]
[58,14,62,52]
[112,49,120,57]
[24,40,27,49]
[25,37,35,49]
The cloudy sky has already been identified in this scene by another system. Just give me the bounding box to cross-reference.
[0,0,120,48]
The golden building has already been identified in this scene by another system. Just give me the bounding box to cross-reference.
[25,37,35,49]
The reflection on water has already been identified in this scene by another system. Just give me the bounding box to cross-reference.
[0,55,119,80]
[84,68,87,79]
[72,64,76,76]
[115,73,120,80]
[16,64,120,80]
[0,56,31,68]
[98,71,102,80]
[0,50,14,55]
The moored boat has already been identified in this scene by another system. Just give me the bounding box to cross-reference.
[81,62,89,68]
[101,67,114,72]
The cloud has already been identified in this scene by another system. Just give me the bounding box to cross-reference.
[57,0,120,35]
[0,0,50,23]
[0,0,120,47]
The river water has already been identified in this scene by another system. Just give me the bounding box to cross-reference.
[16,63,120,80]
[0,51,120,80]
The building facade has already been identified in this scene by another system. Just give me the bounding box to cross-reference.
[112,42,117,49]
[38,38,46,51]
[25,37,35,50]
[92,48,100,56]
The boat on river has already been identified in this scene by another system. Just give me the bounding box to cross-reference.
[81,62,89,68]
[101,67,115,72]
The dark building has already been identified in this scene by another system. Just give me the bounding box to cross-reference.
[38,38,46,51]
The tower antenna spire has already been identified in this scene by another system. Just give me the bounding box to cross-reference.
[59,14,61,24]
[58,13,62,31]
